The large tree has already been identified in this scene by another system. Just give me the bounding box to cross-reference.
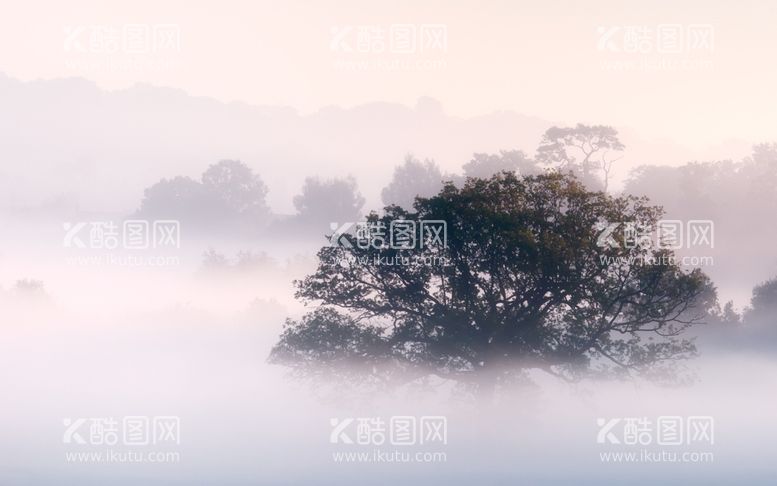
[536,124,624,191]
[270,172,712,395]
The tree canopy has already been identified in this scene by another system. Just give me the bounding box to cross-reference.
[136,160,270,231]
[462,150,539,179]
[201,159,270,218]
[536,124,624,191]
[381,155,444,209]
[293,176,365,223]
[270,172,713,394]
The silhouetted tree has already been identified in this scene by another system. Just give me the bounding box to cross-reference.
[742,143,777,209]
[536,124,624,191]
[137,176,228,224]
[201,159,270,219]
[136,161,270,232]
[381,155,444,209]
[624,146,777,294]
[462,150,539,179]
[201,248,229,270]
[744,277,777,327]
[293,176,365,224]
[13,279,48,300]
[717,301,742,326]
[270,172,712,395]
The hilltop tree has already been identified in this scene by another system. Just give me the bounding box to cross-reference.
[536,124,624,191]
[270,172,712,395]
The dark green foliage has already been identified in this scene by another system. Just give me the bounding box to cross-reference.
[270,172,712,390]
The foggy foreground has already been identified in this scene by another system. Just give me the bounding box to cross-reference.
[1,233,775,485]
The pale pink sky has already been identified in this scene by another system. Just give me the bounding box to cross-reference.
[0,0,775,147]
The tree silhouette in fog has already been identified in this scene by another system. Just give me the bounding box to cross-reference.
[201,159,270,218]
[381,155,445,209]
[380,150,540,212]
[137,175,228,224]
[293,176,365,224]
[537,124,624,191]
[462,150,540,179]
[745,277,777,328]
[624,144,777,296]
[136,160,269,231]
[270,172,712,394]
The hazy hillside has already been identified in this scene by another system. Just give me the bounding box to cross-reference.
[0,73,751,215]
